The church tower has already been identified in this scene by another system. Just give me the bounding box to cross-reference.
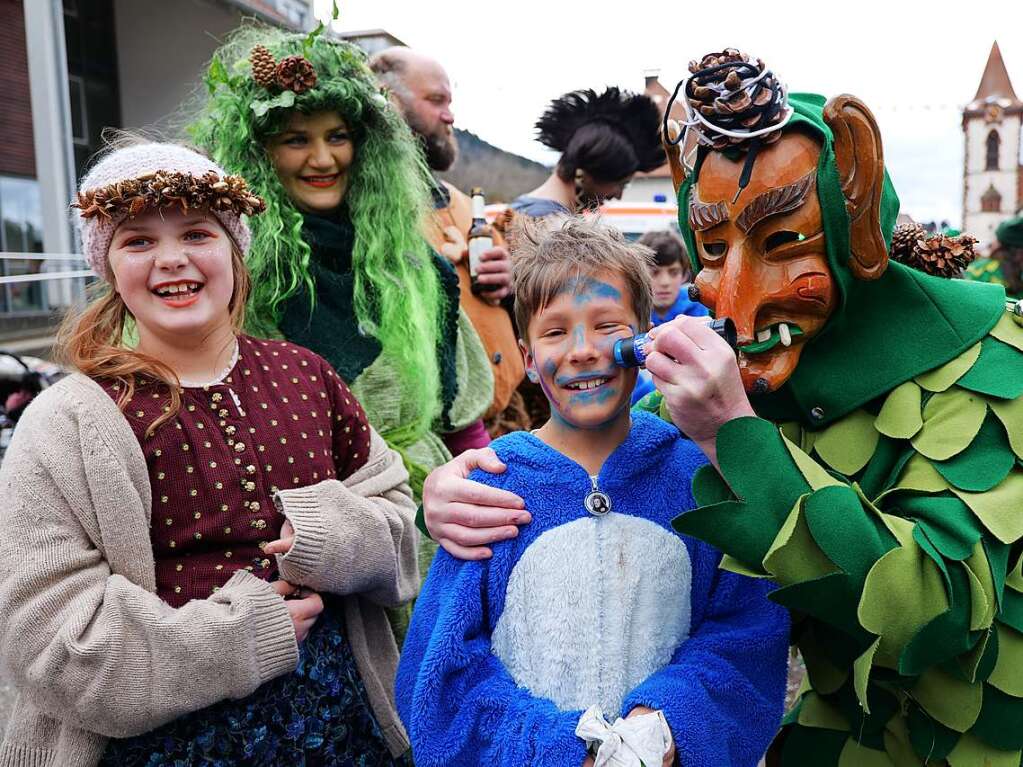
[962,41,1022,244]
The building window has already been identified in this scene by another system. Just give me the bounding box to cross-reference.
[981,184,1002,213]
[986,130,1000,171]
[0,176,46,314]
[63,0,121,178]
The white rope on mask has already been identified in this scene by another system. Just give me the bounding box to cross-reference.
[681,85,794,142]
[674,65,794,177]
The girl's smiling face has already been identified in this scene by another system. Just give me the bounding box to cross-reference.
[521,270,639,430]
[107,208,235,343]
[268,110,355,214]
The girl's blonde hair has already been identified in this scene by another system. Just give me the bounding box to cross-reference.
[57,244,251,436]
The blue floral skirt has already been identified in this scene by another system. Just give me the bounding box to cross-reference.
[100,597,410,767]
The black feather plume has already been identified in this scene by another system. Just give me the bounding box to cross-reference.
[535,87,664,172]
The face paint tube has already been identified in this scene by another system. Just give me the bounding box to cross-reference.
[613,318,737,368]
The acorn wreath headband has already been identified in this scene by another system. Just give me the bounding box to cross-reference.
[73,170,266,221]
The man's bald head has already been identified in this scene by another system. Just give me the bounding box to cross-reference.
[370,47,458,171]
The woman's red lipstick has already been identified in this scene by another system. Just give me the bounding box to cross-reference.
[301,173,340,188]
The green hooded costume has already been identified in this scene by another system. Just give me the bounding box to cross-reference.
[643,93,1023,765]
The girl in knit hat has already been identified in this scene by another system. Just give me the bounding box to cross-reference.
[0,141,417,766]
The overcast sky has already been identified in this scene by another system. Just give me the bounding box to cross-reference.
[315,0,1023,227]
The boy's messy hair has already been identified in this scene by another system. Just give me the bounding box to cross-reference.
[638,229,692,278]
[512,216,654,340]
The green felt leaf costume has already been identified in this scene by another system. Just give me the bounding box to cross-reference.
[661,91,1023,765]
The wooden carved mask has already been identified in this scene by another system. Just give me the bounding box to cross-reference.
[690,132,836,394]
[683,94,889,395]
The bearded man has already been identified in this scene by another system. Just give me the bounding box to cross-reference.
[420,49,1023,766]
[370,47,527,437]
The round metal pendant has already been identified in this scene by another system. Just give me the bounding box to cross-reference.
[1012,299,1023,327]
[584,490,612,516]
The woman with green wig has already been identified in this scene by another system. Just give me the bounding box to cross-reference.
[190,26,494,519]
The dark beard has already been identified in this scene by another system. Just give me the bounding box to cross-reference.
[417,130,458,172]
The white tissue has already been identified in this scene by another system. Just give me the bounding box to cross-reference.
[575,705,673,767]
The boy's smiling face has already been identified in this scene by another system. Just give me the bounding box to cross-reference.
[521,270,640,430]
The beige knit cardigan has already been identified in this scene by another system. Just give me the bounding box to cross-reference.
[0,373,419,767]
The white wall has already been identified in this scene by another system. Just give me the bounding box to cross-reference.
[963,115,1022,245]
[622,176,675,204]
[114,0,241,135]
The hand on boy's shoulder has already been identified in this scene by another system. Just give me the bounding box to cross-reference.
[423,444,529,562]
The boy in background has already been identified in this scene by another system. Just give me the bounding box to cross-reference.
[632,230,708,403]
[396,217,788,767]
[640,230,707,325]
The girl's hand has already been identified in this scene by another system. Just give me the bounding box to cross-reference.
[263,520,295,556]
[271,580,323,643]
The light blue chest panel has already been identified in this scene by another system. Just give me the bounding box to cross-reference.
[492,513,692,715]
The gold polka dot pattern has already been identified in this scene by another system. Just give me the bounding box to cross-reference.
[99,336,370,607]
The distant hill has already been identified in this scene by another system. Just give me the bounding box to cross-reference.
[439,129,549,204]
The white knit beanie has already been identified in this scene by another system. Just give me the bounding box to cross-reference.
[73,143,264,280]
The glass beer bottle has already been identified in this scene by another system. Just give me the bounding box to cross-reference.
[468,187,498,294]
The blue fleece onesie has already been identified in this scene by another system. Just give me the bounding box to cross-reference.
[396,411,789,767]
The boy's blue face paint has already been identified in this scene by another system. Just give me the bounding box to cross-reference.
[526,271,640,433]
[554,364,617,388]
[571,323,586,354]
[558,275,624,307]
[569,384,618,405]
[529,351,578,430]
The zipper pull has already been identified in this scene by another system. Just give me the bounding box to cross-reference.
[584,475,612,517]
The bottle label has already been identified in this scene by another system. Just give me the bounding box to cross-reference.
[468,236,493,278]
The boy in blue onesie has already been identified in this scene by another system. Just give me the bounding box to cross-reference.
[396,217,789,767]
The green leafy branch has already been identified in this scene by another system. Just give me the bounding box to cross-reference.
[303,0,340,57]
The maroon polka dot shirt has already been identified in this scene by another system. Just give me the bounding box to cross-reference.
[101,336,370,607]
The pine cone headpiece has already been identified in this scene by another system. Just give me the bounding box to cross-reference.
[250,45,277,88]
[535,87,664,173]
[248,45,318,96]
[682,49,789,150]
[275,55,318,94]
[889,222,978,278]
[664,48,793,198]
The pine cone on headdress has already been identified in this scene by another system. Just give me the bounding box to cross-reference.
[275,55,317,94]
[250,45,277,89]
[889,223,978,277]
[915,233,979,277]
[686,48,785,150]
[889,222,927,264]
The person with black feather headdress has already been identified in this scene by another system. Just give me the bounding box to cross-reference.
[511,87,664,217]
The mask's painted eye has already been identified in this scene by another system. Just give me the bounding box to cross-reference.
[702,241,727,259]
[765,230,804,252]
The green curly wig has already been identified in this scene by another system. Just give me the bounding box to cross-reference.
[189,24,444,440]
